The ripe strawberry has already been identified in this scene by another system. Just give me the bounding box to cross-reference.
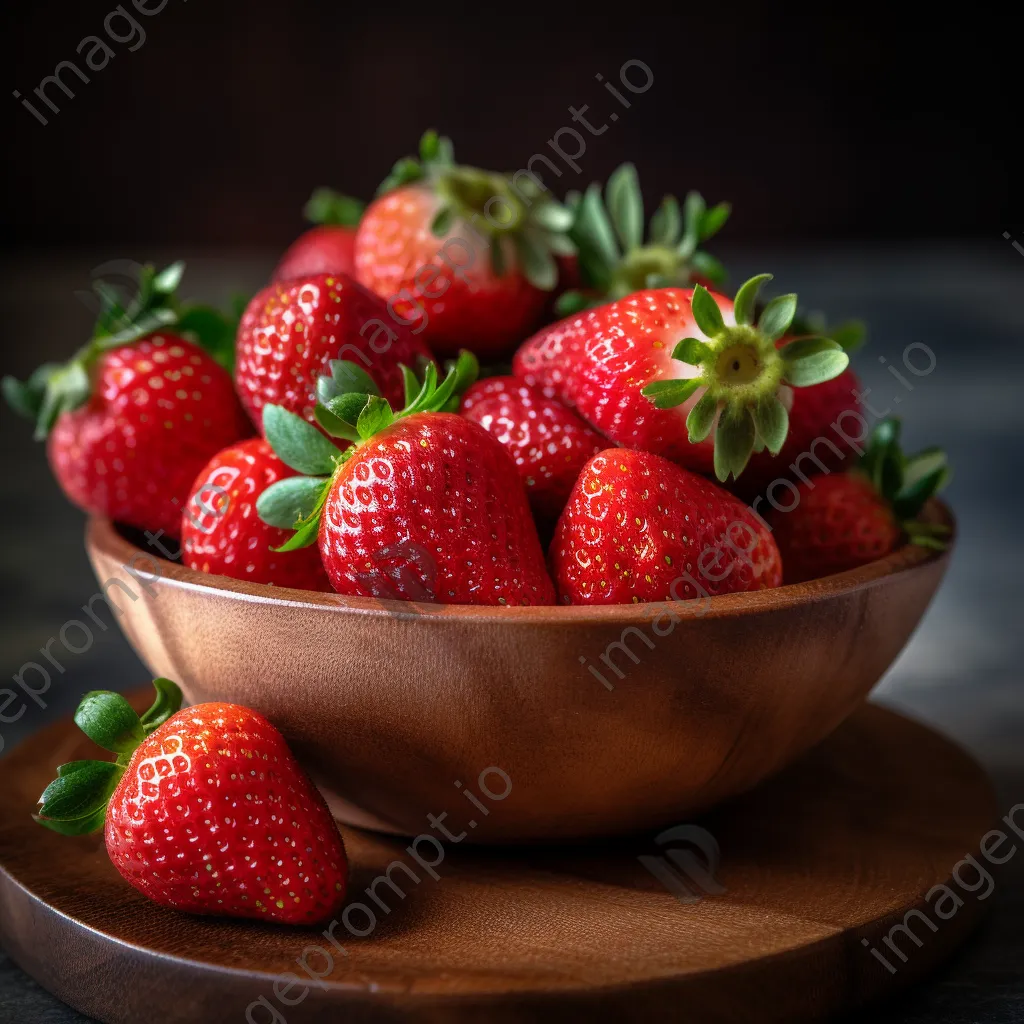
[257,355,556,606]
[3,262,251,538]
[460,376,605,525]
[767,418,951,583]
[182,438,331,591]
[552,448,782,605]
[555,165,730,317]
[514,275,850,484]
[354,130,575,359]
[35,679,348,926]
[273,188,364,282]
[235,272,432,431]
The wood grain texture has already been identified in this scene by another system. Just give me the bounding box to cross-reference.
[0,699,998,1023]
[83,507,953,843]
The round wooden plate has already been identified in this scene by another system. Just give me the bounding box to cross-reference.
[0,699,999,1023]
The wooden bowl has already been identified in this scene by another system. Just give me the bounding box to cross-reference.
[85,505,953,843]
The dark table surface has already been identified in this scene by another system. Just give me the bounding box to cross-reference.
[1,245,1022,1023]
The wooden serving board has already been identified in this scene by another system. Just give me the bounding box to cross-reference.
[0,700,1000,1023]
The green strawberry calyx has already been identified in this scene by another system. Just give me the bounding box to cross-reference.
[858,417,952,549]
[640,273,850,483]
[2,262,246,440]
[304,188,365,227]
[375,129,576,290]
[34,679,183,837]
[556,163,731,316]
[258,351,480,551]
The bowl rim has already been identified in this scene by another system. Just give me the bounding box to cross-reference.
[86,501,954,627]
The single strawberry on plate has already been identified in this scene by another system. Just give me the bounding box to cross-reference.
[256,354,556,606]
[3,262,252,538]
[460,376,605,526]
[554,164,731,317]
[767,417,951,583]
[354,130,575,359]
[514,274,850,485]
[182,437,331,591]
[273,188,365,282]
[235,271,432,431]
[35,679,348,925]
[552,448,782,605]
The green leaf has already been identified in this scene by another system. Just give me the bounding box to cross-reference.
[901,448,947,491]
[356,395,395,439]
[713,407,756,482]
[689,251,727,286]
[448,350,480,398]
[140,678,183,734]
[174,305,235,371]
[641,377,702,409]
[758,293,798,341]
[329,360,381,398]
[152,262,185,295]
[699,202,731,241]
[376,156,424,196]
[401,365,421,406]
[74,692,144,755]
[780,337,849,387]
[314,404,360,441]
[514,231,558,291]
[419,129,441,161]
[649,194,682,246]
[430,205,455,237]
[733,273,773,326]
[690,284,726,338]
[543,229,577,257]
[304,188,364,227]
[262,404,341,476]
[828,319,867,353]
[257,476,329,529]
[574,183,621,270]
[272,514,322,552]
[606,163,643,251]
[93,307,178,350]
[324,392,371,427]
[671,337,712,365]
[490,237,507,278]
[686,391,719,443]
[34,759,123,836]
[751,395,789,455]
[554,291,593,317]
[678,191,706,259]
[532,201,574,233]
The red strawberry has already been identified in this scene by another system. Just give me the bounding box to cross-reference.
[257,356,556,606]
[35,679,348,926]
[3,263,251,538]
[514,275,851,485]
[273,188,364,282]
[554,164,730,317]
[767,418,950,583]
[235,272,432,431]
[460,376,605,525]
[182,438,331,591]
[354,131,575,359]
[552,448,782,605]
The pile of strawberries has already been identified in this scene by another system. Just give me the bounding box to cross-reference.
[6,131,950,605]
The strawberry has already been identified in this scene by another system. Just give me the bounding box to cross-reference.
[354,130,575,359]
[552,448,782,605]
[767,418,951,583]
[273,188,364,282]
[555,165,730,317]
[182,438,332,591]
[35,679,348,926]
[235,272,432,431]
[460,376,605,525]
[256,355,556,606]
[3,262,251,538]
[514,275,850,484]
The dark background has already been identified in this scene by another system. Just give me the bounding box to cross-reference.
[2,2,1020,249]
[1,5,1023,1023]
